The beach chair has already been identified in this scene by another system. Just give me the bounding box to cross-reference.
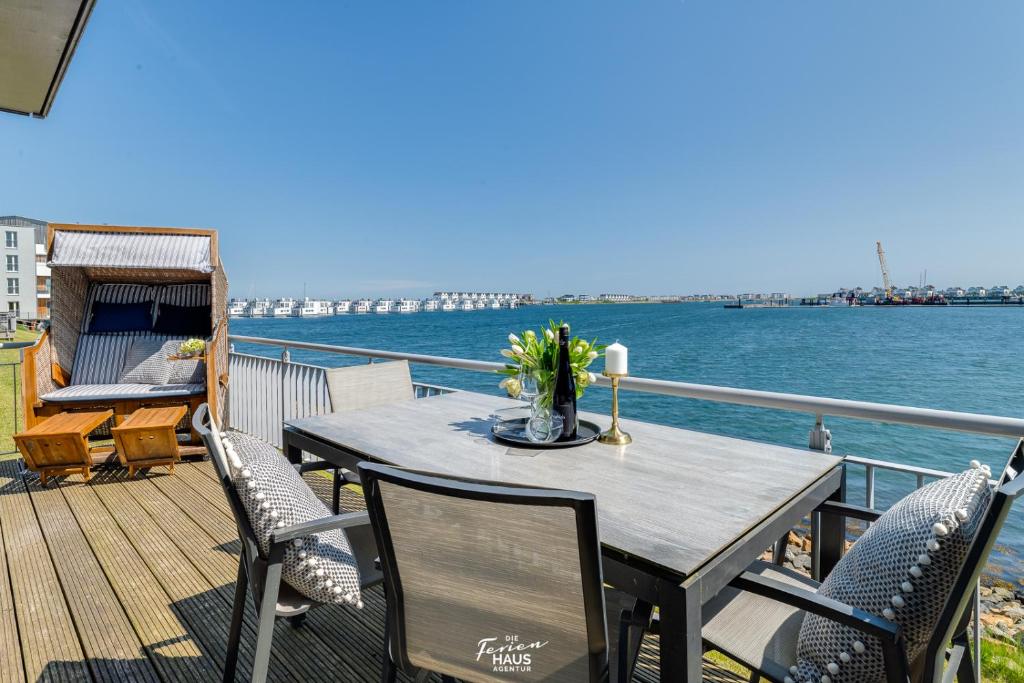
[21,224,230,444]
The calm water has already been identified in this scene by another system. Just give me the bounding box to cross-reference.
[232,303,1024,575]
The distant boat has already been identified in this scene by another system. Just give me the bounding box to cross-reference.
[375,298,394,314]
[248,298,271,317]
[441,299,456,312]
[423,298,440,312]
[335,299,351,314]
[297,298,332,317]
[353,299,372,314]
[272,298,297,317]
[228,298,248,317]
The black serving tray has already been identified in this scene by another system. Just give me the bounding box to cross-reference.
[491,417,601,448]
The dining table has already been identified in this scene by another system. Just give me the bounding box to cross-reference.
[283,390,845,682]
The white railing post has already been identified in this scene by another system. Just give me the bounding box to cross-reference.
[809,414,832,453]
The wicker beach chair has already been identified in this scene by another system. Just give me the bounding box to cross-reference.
[20,224,230,446]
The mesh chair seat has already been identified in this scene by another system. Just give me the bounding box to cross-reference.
[702,560,817,681]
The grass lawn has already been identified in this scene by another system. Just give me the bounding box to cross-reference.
[0,328,40,458]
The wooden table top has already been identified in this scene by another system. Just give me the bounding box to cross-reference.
[287,391,843,579]
[17,410,113,437]
[115,406,188,430]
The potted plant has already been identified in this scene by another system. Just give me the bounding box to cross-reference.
[177,338,206,359]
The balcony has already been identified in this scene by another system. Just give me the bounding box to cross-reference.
[4,333,1022,681]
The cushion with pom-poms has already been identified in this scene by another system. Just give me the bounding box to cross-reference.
[223,430,363,608]
[790,463,991,683]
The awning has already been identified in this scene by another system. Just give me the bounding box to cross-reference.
[0,0,96,118]
[50,230,214,273]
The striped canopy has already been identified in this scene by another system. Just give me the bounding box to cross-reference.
[50,230,214,273]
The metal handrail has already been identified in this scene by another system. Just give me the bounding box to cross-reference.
[228,334,1024,440]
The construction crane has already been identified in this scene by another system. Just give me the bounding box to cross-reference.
[876,241,897,302]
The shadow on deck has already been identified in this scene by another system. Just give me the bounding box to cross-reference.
[0,458,746,682]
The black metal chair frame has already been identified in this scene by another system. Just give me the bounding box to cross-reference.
[359,461,652,683]
[192,404,382,683]
[707,440,1024,683]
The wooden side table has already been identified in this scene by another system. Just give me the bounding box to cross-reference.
[14,410,113,485]
[111,406,188,477]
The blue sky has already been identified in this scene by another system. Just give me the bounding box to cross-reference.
[1,1,1021,297]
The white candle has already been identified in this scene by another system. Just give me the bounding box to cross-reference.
[605,342,628,375]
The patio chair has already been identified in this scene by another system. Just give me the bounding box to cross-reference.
[302,360,414,513]
[193,404,382,683]
[21,224,230,442]
[698,443,1024,683]
[358,461,654,683]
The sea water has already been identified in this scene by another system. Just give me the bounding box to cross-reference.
[231,303,1024,576]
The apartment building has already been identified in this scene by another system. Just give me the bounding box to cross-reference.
[0,216,49,318]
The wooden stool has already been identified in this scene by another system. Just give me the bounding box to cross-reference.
[112,406,188,477]
[14,410,113,485]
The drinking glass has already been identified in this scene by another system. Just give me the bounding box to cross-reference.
[519,369,539,404]
[527,408,563,443]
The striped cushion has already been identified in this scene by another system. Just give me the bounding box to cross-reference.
[71,333,148,385]
[159,284,211,307]
[41,383,205,402]
[71,333,209,386]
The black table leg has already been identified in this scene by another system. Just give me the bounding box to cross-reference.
[658,580,703,682]
[283,429,302,464]
[813,482,846,580]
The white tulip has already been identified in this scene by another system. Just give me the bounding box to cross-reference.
[511,344,524,355]
[500,349,515,359]
[524,329,536,339]
[587,350,598,360]
[588,372,597,382]
[508,333,520,345]
[544,328,555,341]
[574,345,584,354]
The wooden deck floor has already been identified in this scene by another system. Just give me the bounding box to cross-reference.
[0,458,745,682]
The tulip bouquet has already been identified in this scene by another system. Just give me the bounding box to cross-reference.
[497,321,602,406]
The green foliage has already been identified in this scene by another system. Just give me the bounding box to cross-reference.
[497,320,603,403]
[981,637,1024,682]
[178,338,206,355]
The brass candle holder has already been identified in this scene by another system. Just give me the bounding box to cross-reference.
[598,371,632,445]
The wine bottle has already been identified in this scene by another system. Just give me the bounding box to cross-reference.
[553,324,578,441]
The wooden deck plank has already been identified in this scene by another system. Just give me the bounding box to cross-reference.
[0,463,26,683]
[170,459,234,510]
[0,460,88,682]
[85,472,266,683]
[159,465,414,681]
[25,476,161,683]
[120,469,370,682]
[60,479,220,682]
[2,456,745,683]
